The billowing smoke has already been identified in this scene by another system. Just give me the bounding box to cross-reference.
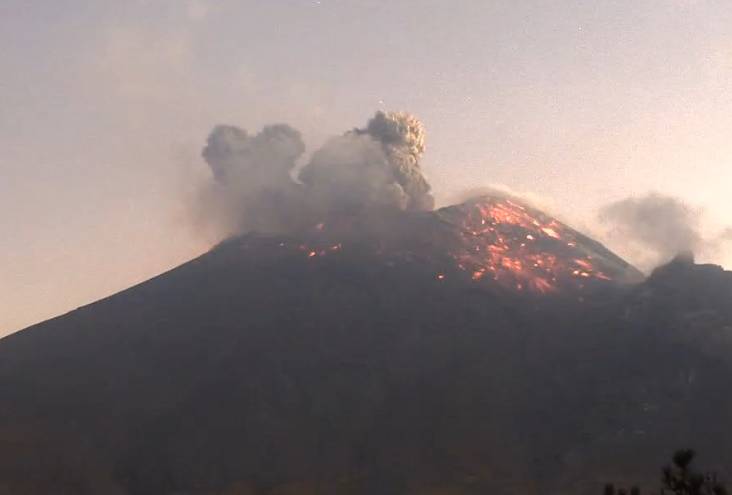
[203,124,304,185]
[598,193,730,271]
[299,111,434,214]
[197,111,434,237]
[198,123,307,235]
[362,110,434,211]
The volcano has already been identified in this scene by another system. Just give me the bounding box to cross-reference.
[1,195,731,495]
[276,194,642,293]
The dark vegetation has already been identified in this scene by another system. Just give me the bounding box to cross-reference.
[604,449,727,495]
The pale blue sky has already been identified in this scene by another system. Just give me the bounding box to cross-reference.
[2,0,732,334]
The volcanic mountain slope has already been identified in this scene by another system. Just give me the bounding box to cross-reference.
[1,195,731,495]
[270,194,642,294]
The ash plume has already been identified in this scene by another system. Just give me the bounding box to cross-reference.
[196,111,434,237]
[198,123,307,235]
[598,193,730,271]
[362,110,434,211]
[203,124,304,185]
[299,111,434,214]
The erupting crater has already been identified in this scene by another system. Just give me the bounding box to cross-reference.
[437,195,643,293]
[251,194,643,296]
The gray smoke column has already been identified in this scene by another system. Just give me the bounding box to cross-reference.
[364,110,434,211]
[199,123,307,235]
[299,111,434,214]
[599,193,704,270]
[203,123,305,186]
[196,110,434,237]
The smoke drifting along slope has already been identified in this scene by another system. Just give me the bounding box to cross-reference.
[599,193,732,271]
[198,110,434,237]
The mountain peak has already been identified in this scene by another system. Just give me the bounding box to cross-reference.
[240,194,643,295]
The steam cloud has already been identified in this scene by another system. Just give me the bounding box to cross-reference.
[198,111,434,236]
[599,193,730,270]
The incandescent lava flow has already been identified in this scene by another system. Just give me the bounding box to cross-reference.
[253,193,643,296]
[436,195,643,293]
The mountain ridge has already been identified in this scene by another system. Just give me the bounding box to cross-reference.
[1,196,731,495]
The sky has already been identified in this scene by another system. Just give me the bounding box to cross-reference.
[2,0,732,335]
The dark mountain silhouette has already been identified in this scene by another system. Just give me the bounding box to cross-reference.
[1,195,731,495]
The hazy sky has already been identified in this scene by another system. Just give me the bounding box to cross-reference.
[2,0,732,335]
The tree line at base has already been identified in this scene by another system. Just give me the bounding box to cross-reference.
[604,450,727,495]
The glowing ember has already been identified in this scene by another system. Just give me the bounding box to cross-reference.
[284,196,633,295]
[295,238,345,260]
[445,197,618,293]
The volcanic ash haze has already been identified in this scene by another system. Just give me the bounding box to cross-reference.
[195,110,641,294]
[1,180,730,494]
[198,110,435,239]
[599,193,732,272]
[4,111,732,495]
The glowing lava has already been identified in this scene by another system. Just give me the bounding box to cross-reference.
[297,241,343,259]
[271,195,639,295]
[444,197,614,293]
